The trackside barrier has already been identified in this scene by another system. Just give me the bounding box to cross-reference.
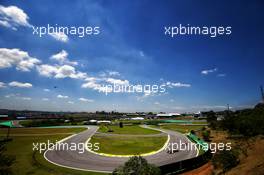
[187,133,208,150]
[159,150,212,175]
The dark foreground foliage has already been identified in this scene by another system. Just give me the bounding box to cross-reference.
[0,140,15,175]
[113,156,160,175]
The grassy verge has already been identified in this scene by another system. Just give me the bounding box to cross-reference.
[98,125,161,135]
[0,127,105,175]
[191,121,208,125]
[154,124,204,133]
[89,135,167,155]
[0,127,86,135]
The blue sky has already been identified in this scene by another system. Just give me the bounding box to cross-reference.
[0,0,263,112]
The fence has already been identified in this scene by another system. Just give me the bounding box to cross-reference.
[159,150,212,174]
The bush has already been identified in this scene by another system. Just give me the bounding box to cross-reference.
[119,122,123,128]
[113,156,160,175]
[20,119,62,127]
[190,130,196,135]
[145,120,160,126]
[202,130,210,141]
[212,149,239,172]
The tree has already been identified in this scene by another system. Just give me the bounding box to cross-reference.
[212,149,239,173]
[119,122,123,128]
[190,130,196,135]
[221,103,264,136]
[113,156,160,175]
[206,111,217,129]
[202,130,210,141]
[0,140,15,174]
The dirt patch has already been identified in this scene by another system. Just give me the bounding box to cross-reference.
[181,162,213,175]
[226,136,264,175]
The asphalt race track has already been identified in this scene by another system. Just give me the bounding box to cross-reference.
[44,125,198,173]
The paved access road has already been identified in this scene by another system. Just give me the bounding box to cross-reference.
[44,125,197,173]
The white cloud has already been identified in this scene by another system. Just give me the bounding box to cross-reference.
[0,5,31,30]
[154,102,160,105]
[57,94,68,99]
[217,73,226,77]
[54,65,76,78]
[81,81,100,89]
[139,51,145,57]
[0,82,6,88]
[85,77,98,82]
[50,50,77,65]
[9,81,32,88]
[82,77,129,94]
[42,98,49,101]
[55,65,86,79]
[108,71,120,76]
[100,70,120,77]
[43,88,50,92]
[0,20,11,28]
[49,32,69,43]
[36,64,58,77]
[51,50,68,62]
[68,101,74,104]
[21,97,31,100]
[191,105,229,110]
[106,78,129,85]
[4,93,31,100]
[5,93,21,98]
[79,98,94,102]
[166,81,191,88]
[37,64,86,80]
[0,48,41,71]
[81,77,114,94]
[201,68,217,75]
[5,94,14,98]
[135,89,168,102]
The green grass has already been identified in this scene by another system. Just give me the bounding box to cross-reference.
[98,125,161,135]
[89,135,167,155]
[191,121,208,125]
[155,124,204,133]
[1,128,106,175]
[0,127,86,135]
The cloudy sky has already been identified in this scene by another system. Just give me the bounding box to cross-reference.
[0,0,263,112]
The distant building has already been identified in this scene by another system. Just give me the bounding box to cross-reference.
[131,117,144,120]
[97,120,111,124]
[16,116,27,120]
[64,119,70,123]
[194,111,201,118]
[156,113,181,117]
[89,119,97,123]
[0,115,8,120]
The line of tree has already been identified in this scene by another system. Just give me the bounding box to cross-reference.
[205,103,264,137]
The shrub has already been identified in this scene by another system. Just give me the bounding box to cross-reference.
[212,149,239,172]
[113,156,160,175]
